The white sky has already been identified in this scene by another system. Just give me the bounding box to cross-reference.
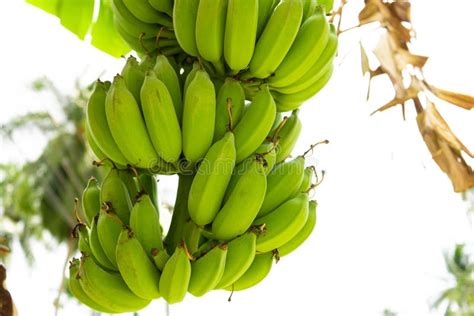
[1,0,474,315]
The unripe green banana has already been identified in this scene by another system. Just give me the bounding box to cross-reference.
[111,0,161,39]
[182,220,202,254]
[182,70,216,163]
[84,122,106,161]
[258,157,305,217]
[121,56,145,104]
[78,255,151,312]
[152,248,171,271]
[257,0,278,38]
[117,169,139,202]
[233,141,277,181]
[274,110,302,163]
[212,159,267,240]
[224,0,258,72]
[214,78,245,142]
[81,177,100,226]
[299,166,314,192]
[234,86,276,162]
[278,200,317,256]
[141,71,182,163]
[183,62,200,93]
[130,194,164,256]
[268,8,329,88]
[69,258,117,314]
[269,112,283,135]
[188,244,227,297]
[173,0,199,56]
[139,54,157,71]
[302,0,318,21]
[97,208,123,268]
[188,132,236,226]
[148,0,173,16]
[123,0,173,26]
[116,227,161,299]
[113,21,158,55]
[153,54,184,123]
[196,0,227,63]
[248,0,303,79]
[159,244,192,304]
[100,168,132,224]
[106,75,159,169]
[254,192,309,252]
[216,232,256,289]
[224,252,273,291]
[318,0,334,12]
[139,173,159,208]
[89,215,117,271]
[86,80,128,166]
[75,223,92,254]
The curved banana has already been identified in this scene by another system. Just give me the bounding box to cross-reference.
[223,0,258,72]
[89,215,117,271]
[254,192,309,252]
[258,156,305,217]
[153,54,183,123]
[302,0,318,21]
[116,227,161,299]
[100,168,132,224]
[75,223,92,254]
[268,8,329,88]
[121,56,145,104]
[248,0,303,79]
[139,172,159,208]
[173,0,199,56]
[256,0,277,38]
[123,0,173,26]
[117,169,139,202]
[81,177,100,226]
[216,232,256,289]
[182,70,216,163]
[130,193,164,255]
[113,20,158,54]
[111,0,161,39]
[84,123,106,161]
[235,141,277,180]
[148,0,173,16]
[78,255,151,312]
[234,86,276,162]
[106,75,159,169]
[188,244,227,297]
[86,80,128,166]
[274,110,302,163]
[318,0,334,12]
[278,200,317,256]
[214,78,245,142]
[224,252,273,291]
[97,208,123,268]
[196,0,227,63]
[212,159,267,240]
[188,132,236,226]
[69,258,118,313]
[141,71,182,163]
[152,248,171,271]
[299,166,314,192]
[183,62,201,94]
[159,244,192,304]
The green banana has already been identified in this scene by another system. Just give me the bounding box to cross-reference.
[276,24,337,93]
[130,194,164,256]
[116,227,161,299]
[318,0,334,12]
[302,0,318,21]
[89,215,117,271]
[86,80,128,166]
[268,8,329,88]
[256,0,277,38]
[141,71,182,163]
[223,0,258,72]
[100,168,132,224]
[234,86,276,162]
[188,132,236,226]
[248,0,303,78]
[234,141,277,180]
[159,244,192,304]
[117,169,139,202]
[278,200,317,256]
[182,70,216,163]
[123,0,173,26]
[274,110,302,163]
[78,255,151,312]
[69,258,118,314]
[139,54,157,70]
[75,223,92,254]
[216,232,256,289]
[139,172,159,208]
[111,0,161,39]
[299,166,314,192]
[121,56,145,104]
[81,177,100,226]
[106,75,159,169]
[258,156,305,217]
[182,220,202,254]
[196,0,227,63]
[173,0,199,56]
[225,252,273,291]
[84,122,106,161]
[212,159,267,240]
[188,244,227,297]
[97,207,123,268]
[153,54,184,123]
[152,248,171,271]
[114,20,158,54]
[214,78,245,142]
[148,0,173,16]
[183,62,201,94]
[254,192,309,252]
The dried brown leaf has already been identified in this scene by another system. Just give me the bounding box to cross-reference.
[360,42,370,76]
[374,33,405,93]
[429,86,474,110]
[396,48,428,68]
[388,1,411,22]
[371,85,420,115]
[417,103,474,192]
[358,2,382,26]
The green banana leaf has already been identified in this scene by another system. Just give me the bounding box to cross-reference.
[26,0,130,58]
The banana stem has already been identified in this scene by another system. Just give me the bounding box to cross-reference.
[165,174,194,253]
